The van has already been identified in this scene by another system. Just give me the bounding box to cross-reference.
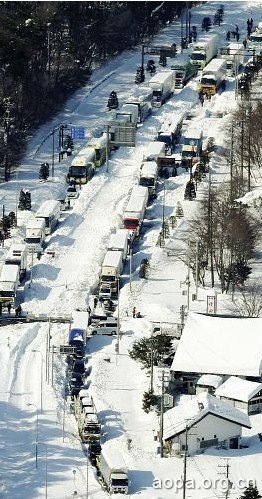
[90,320,118,336]
[89,313,108,325]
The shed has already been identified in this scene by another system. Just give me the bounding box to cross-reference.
[196,374,223,395]
[215,376,262,415]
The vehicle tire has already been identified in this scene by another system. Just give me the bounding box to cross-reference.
[93,331,97,335]
[112,331,116,335]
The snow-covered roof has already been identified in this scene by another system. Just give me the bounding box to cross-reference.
[215,376,262,403]
[149,70,174,85]
[163,392,251,441]
[144,141,165,160]
[101,442,128,471]
[26,217,45,230]
[197,374,223,389]
[71,146,95,166]
[108,232,128,251]
[203,58,227,74]
[140,161,158,178]
[35,199,61,217]
[171,312,262,377]
[102,250,122,268]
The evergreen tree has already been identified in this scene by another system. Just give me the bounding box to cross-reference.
[239,483,262,499]
[159,52,167,67]
[184,181,196,200]
[63,134,74,151]
[107,91,119,110]
[25,190,31,210]
[18,189,27,211]
[129,334,172,369]
[39,162,50,181]
[135,66,145,84]
[142,390,157,413]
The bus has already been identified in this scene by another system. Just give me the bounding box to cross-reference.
[67,147,95,184]
[86,134,107,167]
[35,200,61,235]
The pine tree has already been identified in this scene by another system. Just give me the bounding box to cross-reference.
[239,483,262,499]
[39,162,49,181]
[18,189,27,211]
[25,191,31,210]
[159,52,167,67]
[107,91,119,110]
[135,66,145,84]
[63,134,74,151]
[142,390,157,413]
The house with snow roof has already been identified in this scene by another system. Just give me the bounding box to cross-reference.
[215,376,262,415]
[170,313,262,394]
[196,374,223,395]
[163,392,251,456]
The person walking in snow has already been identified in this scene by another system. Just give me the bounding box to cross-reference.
[7,303,11,314]
[199,92,204,106]
[94,297,98,308]
[226,30,231,41]
[132,306,136,318]
[236,32,240,42]
[15,305,22,317]
[243,38,247,49]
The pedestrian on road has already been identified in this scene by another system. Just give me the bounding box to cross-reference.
[132,306,136,318]
[236,32,240,42]
[226,31,231,41]
[7,303,11,314]
[15,305,22,317]
[235,25,239,34]
[94,297,98,308]
[243,38,247,49]
[250,18,253,29]
[87,305,91,314]
[199,92,204,106]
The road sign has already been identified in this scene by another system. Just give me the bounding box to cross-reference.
[71,127,85,140]
[59,345,76,355]
[207,295,217,314]
[112,124,136,147]
[164,394,173,408]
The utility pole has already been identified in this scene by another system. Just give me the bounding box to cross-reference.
[186,259,190,311]
[240,119,244,181]
[159,370,165,458]
[218,460,231,498]
[182,424,189,499]
[208,170,214,288]
[116,278,120,354]
[195,239,199,300]
[52,128,55,178]
[229,123,234,203]
[150,342,154,392]
[162,181,165,233]
[106,124,110,173]
[129,248,132,291]
[141,44,145,74]
[247,103,251,191]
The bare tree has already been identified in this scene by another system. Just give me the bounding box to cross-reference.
[232,281,262,317]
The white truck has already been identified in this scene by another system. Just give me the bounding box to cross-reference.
[190,34,219,70]
[5,242,28,280]
[115,103,139,126]
[108,230,129,261]
[148,71,175,107]
[99,445,129,494]
[100,250,123,296]
[142,141,165,162]
[139,161,158,198]
[0,264,20,304]
[125,86,153,122]
[35,199,61,235]
[25,217,46,256]
[199,58,227,96]
[221,43,244,76]
[181,126,203,165]
[122,185,149,237]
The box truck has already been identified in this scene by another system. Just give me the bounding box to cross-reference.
[221,43,244,76]
[190,34,219,70]
[0,264,20,303]
[122,185,149,237]
[99,446,129,494]
[148,71,175,107]
[115,104,139,126]
[100,250,123,295]
[25,217,46,256]
[199,58,227,96]
[125,87,153,122]
[157,114,184,154]
[139,161,158,198]
[142,141,165,162]
[181,125,203,164]
[35,199,61,235]
[5,242,27,280]
[171,57,197,88]
[108,231,129,261]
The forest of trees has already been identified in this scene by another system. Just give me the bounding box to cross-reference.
[0,1,186,177]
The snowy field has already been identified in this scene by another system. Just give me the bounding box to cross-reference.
[0,1,262,498]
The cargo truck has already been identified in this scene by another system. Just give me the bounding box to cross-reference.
[125,87,153,122]
[157,114,184,154]
[171,57,197,87]
[122,185,149,237]
[100,250,123,295]
[148,71,175,107]
[199,58,227,96]
[99,446,129,494]
[142,141,165,162]
[25,217,46,256]
[190,34,219,70]
[248,22,262,50]
[108,231,129,261]
[139,161,158,198]
[0,264,20,304]
[181,125,203,165]
[35,200,61,235]
[220,43,244,76]
[115,103,139,126]
[5,242,27,280]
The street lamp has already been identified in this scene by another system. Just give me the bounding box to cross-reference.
[27,402,39,469]
[31,350,43,413]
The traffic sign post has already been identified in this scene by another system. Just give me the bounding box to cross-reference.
[71,127,85,140]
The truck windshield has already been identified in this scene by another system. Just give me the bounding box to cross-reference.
[152,90,162,98]
[69,166,86,177]
[175,72,184,78]
[191,53,205,61]
[26,237,41,243]
[112,478,128,487]
[140,178,154,187]
[124,220,138,229]
[0,291,14,297]
[201,77,216,86]
[101,276,115,283]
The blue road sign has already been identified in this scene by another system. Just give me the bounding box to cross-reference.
[71,127,85,140]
